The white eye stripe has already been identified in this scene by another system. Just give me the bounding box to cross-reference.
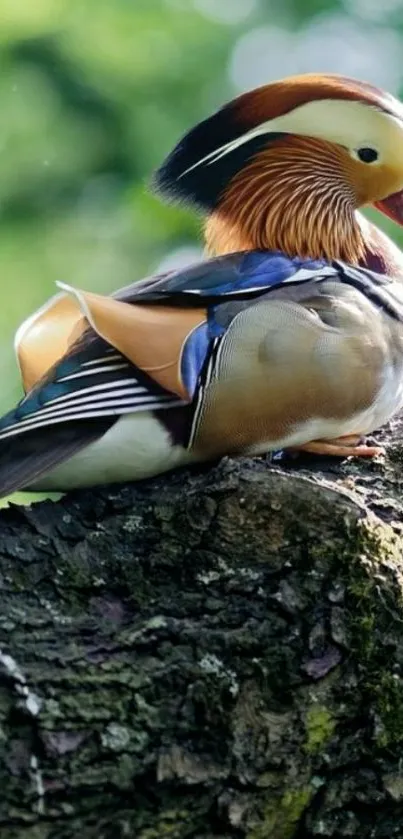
[179,98,403,179]
[179,127,270,178]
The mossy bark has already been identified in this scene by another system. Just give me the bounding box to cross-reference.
[1,420,403,837]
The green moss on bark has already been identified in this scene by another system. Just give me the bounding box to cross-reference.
[346,516,403,748]
[247,787,314,839]
[304,706,336,755]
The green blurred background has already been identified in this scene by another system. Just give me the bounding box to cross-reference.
[1,0,403,414]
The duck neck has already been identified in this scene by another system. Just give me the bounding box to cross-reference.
[204,136,366,264]
[204,206,403,281]
[203,135,403,279]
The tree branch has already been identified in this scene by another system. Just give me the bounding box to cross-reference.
[1,422,403,838]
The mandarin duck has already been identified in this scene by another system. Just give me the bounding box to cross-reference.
[1,73,403,496]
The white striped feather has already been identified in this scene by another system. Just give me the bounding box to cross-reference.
[39,379,149,407]
[0,348,187,440]
[58,362,130,382]
[0,397,185,440]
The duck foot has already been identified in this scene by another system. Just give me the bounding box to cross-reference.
[288,434,384,458]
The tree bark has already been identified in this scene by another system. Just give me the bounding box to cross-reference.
[1,422,403,838]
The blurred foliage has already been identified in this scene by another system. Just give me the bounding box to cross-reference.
[0,0,403,421]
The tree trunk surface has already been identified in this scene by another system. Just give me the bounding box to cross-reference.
[2,421,403,839]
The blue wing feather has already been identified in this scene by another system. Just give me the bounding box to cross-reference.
[129,251,332,301]
[180,322,211,400]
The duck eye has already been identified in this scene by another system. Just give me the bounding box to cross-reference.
[356,147,379,163]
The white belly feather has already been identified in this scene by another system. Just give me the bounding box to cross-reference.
[33,412,197,491]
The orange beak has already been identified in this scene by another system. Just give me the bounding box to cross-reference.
[374,188,403,226]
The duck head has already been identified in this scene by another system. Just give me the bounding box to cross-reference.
[154,73,403,267]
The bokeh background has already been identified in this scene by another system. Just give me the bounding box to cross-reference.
[1,0,403,413]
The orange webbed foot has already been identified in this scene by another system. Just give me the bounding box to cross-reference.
[288,434,385,459]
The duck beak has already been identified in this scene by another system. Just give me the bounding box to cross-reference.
[374,188,403,226]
